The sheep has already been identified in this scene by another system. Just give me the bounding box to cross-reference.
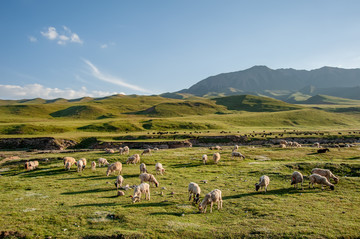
[155,162,165,175]
[105,148,115,154]
[279,143,286,148]
[309,174,335,190]
[115,175,124,189]
[106,162,122,176]
[188,182,201,204]
[98,158,110,167]
[209,145,222,150]
[279,140,287,145]
[119,147,125,155]
[123,146,130,155]
[63,157,76,170]
[139,173,159,187]
[317,148,330,153]
[79,158,87,169]
[141,148,152,156]
[77,160,84,172]
[140,163,147,174]
[202,154,208,165]
[313,142,321,148]
[213,153,221,164]
[91,161,96,171]
[131,183,150,203]
[198,189,223,213]
[126,154,140,165]
[293,142,302,148]
[291,171,303,189]
[311,168,339,184]
[255,175,270,193]
[24,161,39,170]
[231,151,245,160]
[232,145,239,152]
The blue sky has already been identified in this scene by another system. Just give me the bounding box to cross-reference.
[1,0,360,99]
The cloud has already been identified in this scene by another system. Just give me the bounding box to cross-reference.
[40,26,83,45]
[0,84,122,100]
[100,44,108,49]
[28,36,37,42]
[83,59,152,93]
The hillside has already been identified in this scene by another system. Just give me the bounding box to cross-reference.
[300,95,360,105]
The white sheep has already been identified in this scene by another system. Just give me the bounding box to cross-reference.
[79,158,87,169]
[141,148,152,156]
[313,142,321,148]
[119,147,125,155]
[139,173,159,187]
[309,174,335,190]
[63,157,76,170]
[279,143,286,148]
[198,189,223,213]
[255,175,270,193]
[140,163,147,174]
[24,161,39,171]
[232,145,239,152]
[279,140,287,145]
[77,160,84,172]
[202,154,208,165]
[65,161,71,171]
[115,175,124,189]
[105,148,115,154]
[126,154,140,165]
[155,162,165,175]
[231,151,245,160]
[98,158,110,167]
[311,168,339,184]
[213,153,221,164]
[188,182,201,204]
[91,161,96,171]
[106,162,122,176]
[291,171,303,189]
[131,183,150,203]
[123,146,130,155]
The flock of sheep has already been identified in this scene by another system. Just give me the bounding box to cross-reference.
[24,143,340,214]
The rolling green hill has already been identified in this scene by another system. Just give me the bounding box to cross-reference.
[301,95,360,105]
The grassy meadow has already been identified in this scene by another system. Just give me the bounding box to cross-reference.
[1,146,360,238]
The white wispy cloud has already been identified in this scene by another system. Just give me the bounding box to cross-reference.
[100,44,108,49]
[28,36,37,42]
[0,84,121,100]
[83,59,152,93]
[40,26,83,45]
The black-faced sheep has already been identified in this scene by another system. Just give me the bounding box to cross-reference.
[291,171,303,189]
[311,168,339,184]
[255,175,270,193]
[309,174,335,190]
[198,189,222,213]
[188,182,201,204]
[317,148,330,153]
[131,183,150,203]
[106,162,122,176]
[139,173,159,187]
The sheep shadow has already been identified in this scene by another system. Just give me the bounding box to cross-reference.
[19,168,70,178]
[171,162,202,168]
[72,202,117,208]
[123,201,175,208]
[149,212,190,217]
[223,188,320,200]
[58,175,105,180]
[62,188,114,195]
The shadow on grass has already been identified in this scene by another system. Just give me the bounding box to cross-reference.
[123,201,175,208]
[62,188,114,195]
[100,195,120,199]
[6,168,69,178]
[171,163,202,168]
[72,202,117,207]
[58,175,105,180]
[223,188,319,200]
[150,212,192,216]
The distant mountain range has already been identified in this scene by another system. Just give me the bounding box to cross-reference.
[176,66,360,102]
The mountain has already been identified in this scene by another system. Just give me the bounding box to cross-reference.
[178,66,360,101]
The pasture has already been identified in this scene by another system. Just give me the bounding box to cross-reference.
[1,145,360,238]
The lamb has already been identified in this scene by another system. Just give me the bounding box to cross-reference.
[139,173,159,187]
[155,162,165,175]
[311,168,339,184]
[77,160,84,172]
[98,158,110,167]
[126,154,140,165]
[63,157,76,170]
[79,158,87,169]
[202,154,208,164]
[140,163,147,174]
[131,183,150,203]
[188,182,201,204]
[24,161,39,170]
[198,189,223,213]
[115,175,124,189]
[91,161,96,171]
[119,147,125,155]
[209,145,222,150]
[105,148,115,154]
[141,148,152,156]
[255,175,270,193]
[123,146,130,155]
[231,151,245,160]
[317,148,330,153]
[106,162,122,176]
[309,174,335,190]
[291,171,303,189]
[213,153,221,164]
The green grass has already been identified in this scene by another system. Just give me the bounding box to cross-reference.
[1,146,360,238]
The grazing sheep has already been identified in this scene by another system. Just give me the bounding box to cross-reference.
[141,148,152,156]
[317,148,330,153]
[98,158,110,167]
[24,161,39,171]
[209,145,222,150]
[231,151,245,160]
[188,182,201,204]
[279,143,286,148]
[65,161,72,171]
[131,183,150,203]
[291,171,303,189]
[202,154,208,165]
[126,154,140,165]
[232,145,239,152]
[293,142,302,148]
[155,162,165,175]
[105,148,115,154]
[123,146,130,155]
[255,175,270,193]
[77,160,84,172]
[198,189,223,213]
[79,158,87,169]
[279,140,287,145]
[309,174,335,190]
[115,175,124,189]
[313,142,321,148]
[139,173,159,187]
[63,157,76,169]
[311,168,339,184]
[106,162,122,176]
[91,161,96,171]
[119,147,125,155]
[153,147,159,151]
[213,153,221,164]
[140,163,147,174]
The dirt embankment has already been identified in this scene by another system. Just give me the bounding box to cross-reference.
[0,137,76,150]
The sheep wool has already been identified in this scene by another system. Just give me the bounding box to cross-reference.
[291,171,303,189]
[188,182,201,204]
[255,175,270,193]
[213,153,221,164]
[198,189,222,213]
[139,173,159,187]
[131,183,150,203]
[106,162,122,176]
[309,174,335,190]
[311,168,339,184]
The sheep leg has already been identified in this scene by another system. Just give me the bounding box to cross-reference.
[210,202,213,213]
[189,192,192,201]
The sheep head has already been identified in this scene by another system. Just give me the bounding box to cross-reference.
[330,185,335,190]
[255,183,260,191]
